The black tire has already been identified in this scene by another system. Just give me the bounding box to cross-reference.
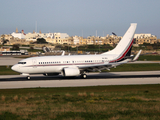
[26,76,30,80]
[43,73,48,76]
[81,74,87,79]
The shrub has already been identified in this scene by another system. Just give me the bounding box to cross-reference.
[13,95,18,101]
[1,95,5,101]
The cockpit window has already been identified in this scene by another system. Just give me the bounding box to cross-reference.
[18,62,26,64]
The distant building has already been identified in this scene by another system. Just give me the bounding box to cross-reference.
[0,34,13,41]
[25,32,37,42]
[73,36,80,45]
[4,27,160,46]
[54,33,69,39]
[11,29,25,39]
[25,31,49,42]
[134,33,157,44]
[53,33,69,44]
[134,33,155,39]
[46,37,55,44]
[47,33,54,38]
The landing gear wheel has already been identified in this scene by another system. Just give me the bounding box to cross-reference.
[43,73,48,76]
[26,76,30,80]
[81,74,87,79]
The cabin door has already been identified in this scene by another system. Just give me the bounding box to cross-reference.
[32,59,37,68]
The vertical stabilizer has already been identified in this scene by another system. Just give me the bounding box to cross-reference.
[102,23,137,56]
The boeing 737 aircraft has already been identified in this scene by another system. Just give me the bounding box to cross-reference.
[12,23,140,80]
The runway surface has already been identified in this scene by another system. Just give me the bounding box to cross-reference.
[0,71,160,89]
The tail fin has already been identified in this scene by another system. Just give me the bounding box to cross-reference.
[125,46,132,57]
[102,23,137,56]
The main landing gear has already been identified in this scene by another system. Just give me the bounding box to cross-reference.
[81,74,87,79]
[26,74,87,80]
[26,76,31,80]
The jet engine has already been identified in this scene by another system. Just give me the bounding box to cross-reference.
[62,67,80,76]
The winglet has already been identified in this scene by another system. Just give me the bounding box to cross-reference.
[61,51,65,56]
[133,50,142,61]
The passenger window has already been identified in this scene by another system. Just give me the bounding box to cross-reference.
[18,62,26,64]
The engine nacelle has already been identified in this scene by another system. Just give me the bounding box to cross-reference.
[62,67,80,76]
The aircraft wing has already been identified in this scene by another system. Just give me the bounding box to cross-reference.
[78,60,128,72]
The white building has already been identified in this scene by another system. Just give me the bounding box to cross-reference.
[47,33,54,38]
[25,32,49,42]
[73,36,80,44]
[54,33,69,39]
[11,32,25,39]
[25,32,69,42]
[134,34,155,39]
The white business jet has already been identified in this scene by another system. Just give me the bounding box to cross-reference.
[12,23,139,80]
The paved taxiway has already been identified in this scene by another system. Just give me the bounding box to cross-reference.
[0,71,160,89]
[0,56,23,65]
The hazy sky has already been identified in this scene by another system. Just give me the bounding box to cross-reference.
[0,0,160,38]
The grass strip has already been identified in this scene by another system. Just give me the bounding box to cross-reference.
[107,63,160,72]
[0,84,160,120]
[0,66,19,75]
[138,55,160,61]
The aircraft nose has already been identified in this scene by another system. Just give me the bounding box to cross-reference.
[11,65,18,72]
